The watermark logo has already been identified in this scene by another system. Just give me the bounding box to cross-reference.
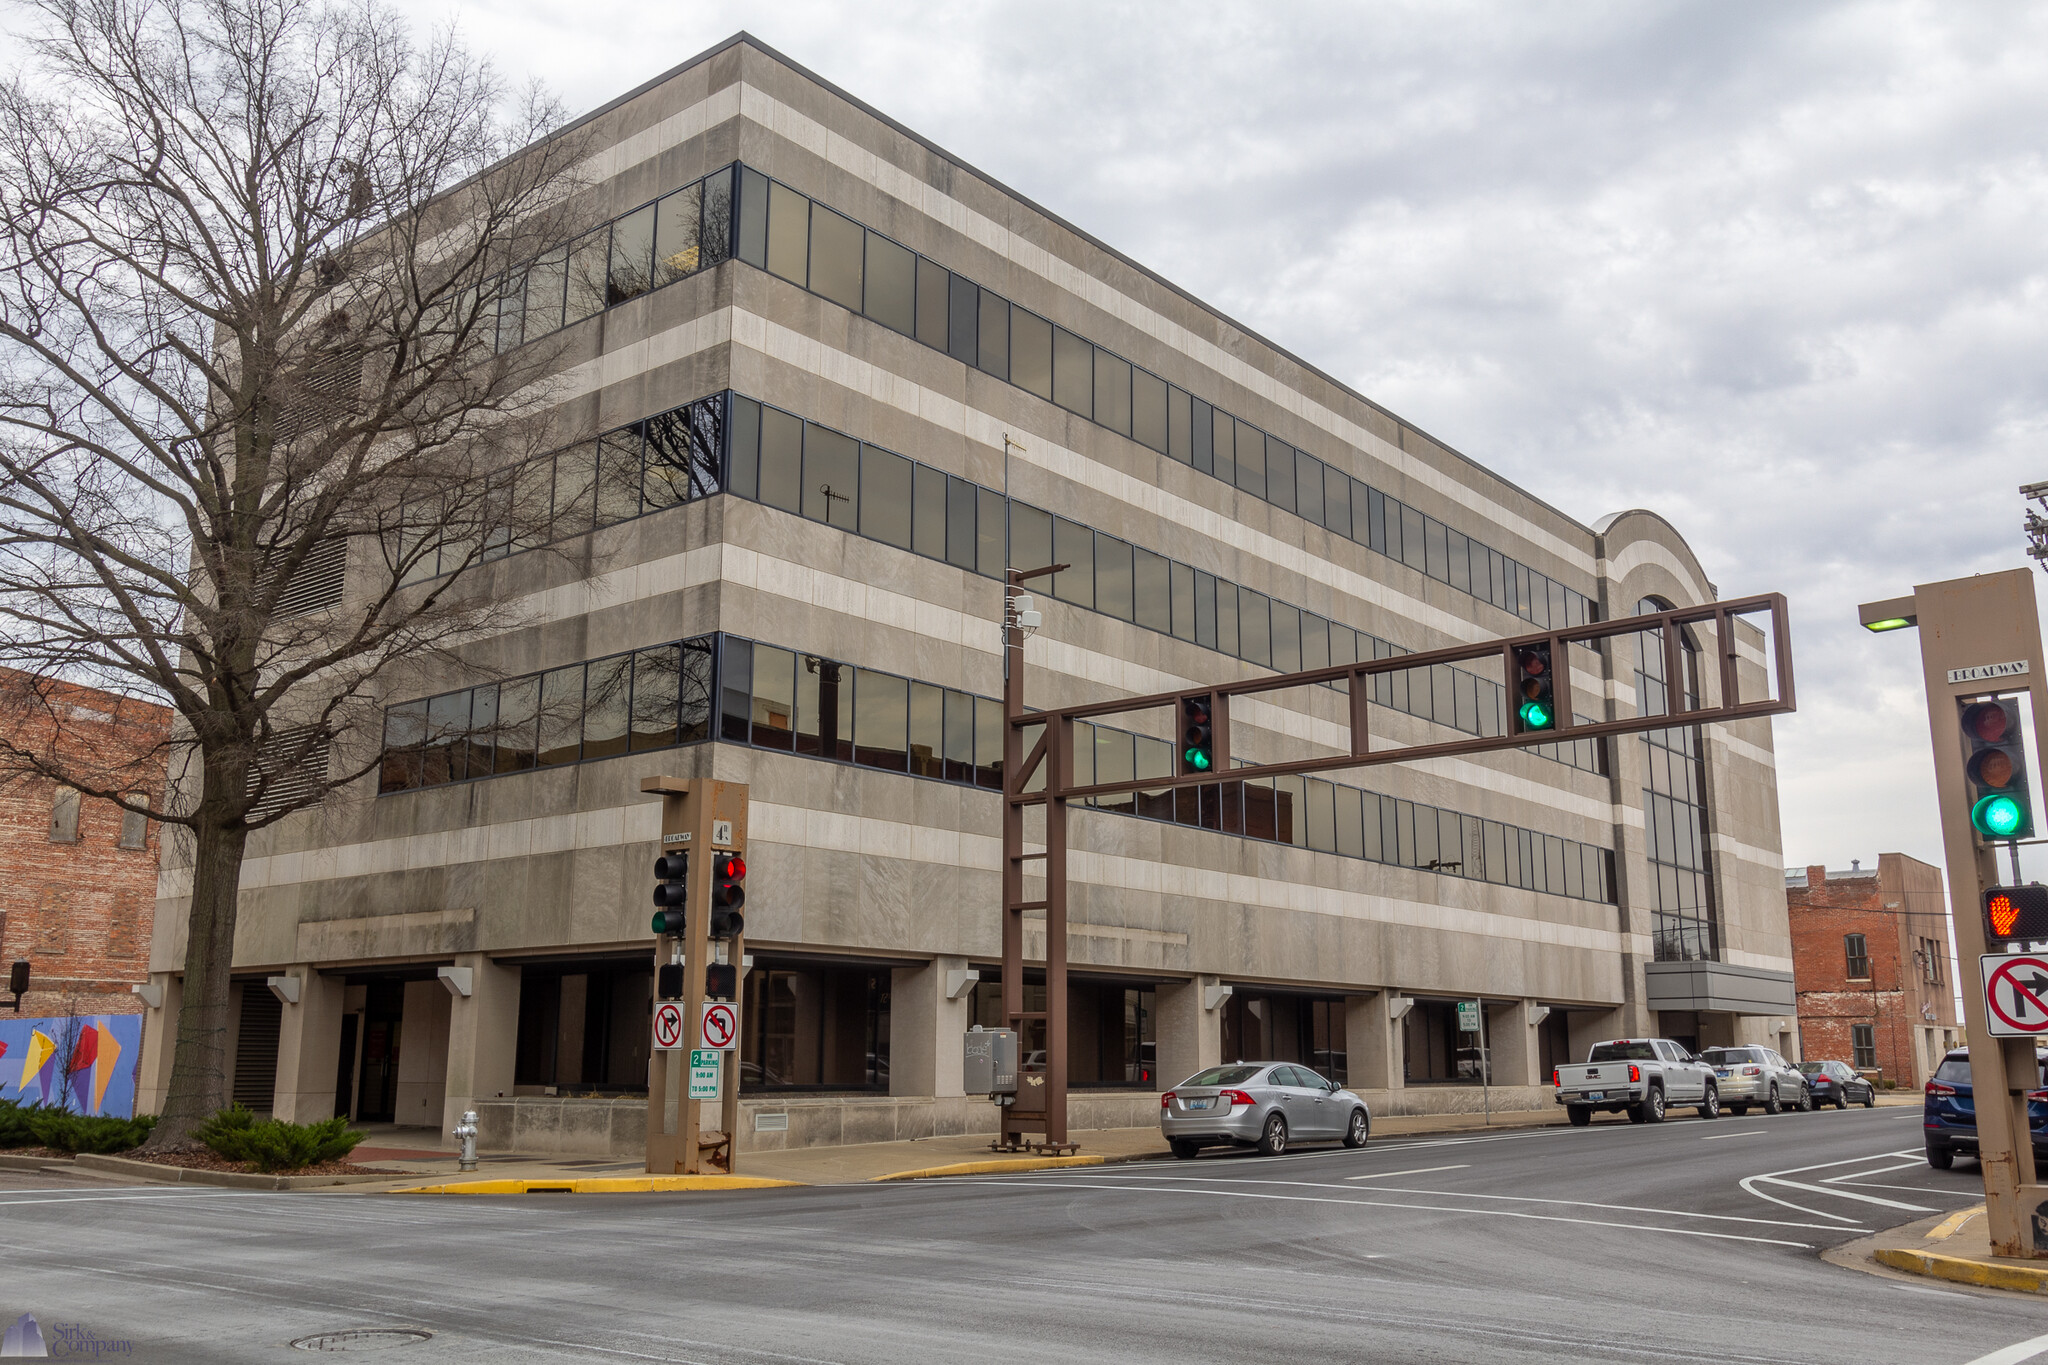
[1,1315,134,1358]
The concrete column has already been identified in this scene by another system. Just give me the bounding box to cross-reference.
[1156,975,1222,1089]
[890,956,972,1099]
[1489,999,1541,1088]
[395,979,450,1129]
[442,954,520,1138]
[272,968,346,1122]
[1570,1006,1625,1063]
[1344,993,1402,1091]
[133,972,181,1117]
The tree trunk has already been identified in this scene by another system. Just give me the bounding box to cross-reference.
[143,778,251,1150]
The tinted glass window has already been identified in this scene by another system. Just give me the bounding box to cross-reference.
[978,487,1006,576]
[652,182,702,285]
[1010,504,1052,585]
[566,230,608,323]
[1325,468,1352,539]
[595,430,641,526]
[1932,1055,1970,1085]
[1053,517,1094,609]
[1265,435,1294,513]
[943,688,975,783]
[524,249,565,337]
[862,230,914,333]
[1052,327,1092,415]
[1234,419,1264,499]
[1240,589,1271,667]
[853,669,908,771]
[860,445,913,549]
[974,695,1004,788]
[766,181,809,284]
[1183,1065,1264,1087]
[726,396,760,500]
[916,256,949,350]
[978,291,1009,380]
[1133,369,1167,453]
[1096,534,1133,620]
[1296,451,1323,526]
[945,475,976,570]
[913,464,947,561]
[609,203,654,304]
[803,426,859,530]
[758,406,803,513]
[1169,562,1195,641]
[1134,548,1171,633]
[1095,349,1132,434]
[809,205,864,311]
[1011,309,1052,399]
[701,168,734,268]
[631,646,681,751]
[538,665,584,766]
[496,677,538,772]
[1588,1042,1658,1062]
[737,167,769,267]
[909,681,943,778]
[1210,407,1234,486]
[749,646,795,751]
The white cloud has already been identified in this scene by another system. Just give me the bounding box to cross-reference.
[432,0,2048,875]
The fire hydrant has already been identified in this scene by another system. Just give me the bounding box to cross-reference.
[454,1110,478,1172]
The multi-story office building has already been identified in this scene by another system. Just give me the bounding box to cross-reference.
[137,35,1796,1154]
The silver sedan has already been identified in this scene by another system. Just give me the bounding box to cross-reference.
[1160,1062,1371,1158]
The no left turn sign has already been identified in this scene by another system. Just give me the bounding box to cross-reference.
[701,1000,738,1051]
[652,1000,686,1051]
[1983,954,2048,1037]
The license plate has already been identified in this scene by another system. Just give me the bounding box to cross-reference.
[1716,1070,1730,1078]
[1587,1091,1605,1101]
[1187,1099,1211,1110]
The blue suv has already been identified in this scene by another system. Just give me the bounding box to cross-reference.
[1925,1047,2048,1169]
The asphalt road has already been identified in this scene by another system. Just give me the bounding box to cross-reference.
[7,1105,2043,1364]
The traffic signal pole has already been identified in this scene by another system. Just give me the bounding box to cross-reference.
[1862,569,2048,1256]
[641,776,750,1175]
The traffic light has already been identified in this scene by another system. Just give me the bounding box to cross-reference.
[1513,643,1557,733]
[705,963,737,999]
[1180,694,1216,775]
[651,852,688,935]
[1961,698,2034,841]
[1985,885,2048,947]
[708,851,745,939]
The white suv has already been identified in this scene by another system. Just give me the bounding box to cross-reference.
[1700,1045,1809,1116]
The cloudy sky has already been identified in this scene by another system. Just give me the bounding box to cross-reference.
[440,0,2047,878]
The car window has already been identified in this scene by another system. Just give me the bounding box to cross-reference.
[1589,1042,1658,1062]
[1182,1065,1264,1087]
[1297,1068,1329,1089]
[1932,1054,1971,1085]
[1702,1049,1748,1067]
[1796,1060,1822,1073]
[1261,1067,1294,1087]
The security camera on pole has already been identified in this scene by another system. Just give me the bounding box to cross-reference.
[639,775,750,1176]
[1858,567,2048,1257]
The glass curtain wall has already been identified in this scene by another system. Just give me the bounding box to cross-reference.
[1635,598,1718,962]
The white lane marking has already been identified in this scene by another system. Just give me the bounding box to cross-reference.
[1738,1148,1926,1222]
[1752,1176,1935,1213]
[1700,1130,1768,1140]
[1823,1161,1924,1182]
[0,1190,264,1208]
[1963,1332,2048,1365]
[1020,1171,1856,1231]
[1345,1164,1470,1181]
[1828,1180,1984,1198]
[963,1177,1819,1247]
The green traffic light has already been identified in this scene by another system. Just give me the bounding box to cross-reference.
[1517,700,1554,730]
[1184,747,1212,771]
[1973,793,2025,839]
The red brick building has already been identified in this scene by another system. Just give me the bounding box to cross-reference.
[1787,854,1961,1086]
[0,674,172,1019]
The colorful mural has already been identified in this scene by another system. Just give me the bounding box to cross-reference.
[0,1013,143,1118]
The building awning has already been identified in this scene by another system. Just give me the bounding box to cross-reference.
[1644,960,1796,1015]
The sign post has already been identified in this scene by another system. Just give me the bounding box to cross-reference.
[1860,568,2048,1256]
[640,776,749,1176]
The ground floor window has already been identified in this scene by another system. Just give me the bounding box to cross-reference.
[515,962,654,1094]
[1852,1024,1877,1070]
[1657,1010,1701,1056]
[1537,1009,1573,1080]
[1403,999,1486,1084]
[740,959,890,1092]
[1222,993,1347,1084]
[969,974,1160,1087]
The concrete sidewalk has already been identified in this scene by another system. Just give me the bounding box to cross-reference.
[1869,1205,2048,1295]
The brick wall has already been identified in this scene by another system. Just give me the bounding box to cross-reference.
[1788,854,1960,1085]
[0,675,171,1021]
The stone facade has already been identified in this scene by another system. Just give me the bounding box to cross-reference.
[1787,855,1961,1085]
[0,673,170,1020]
[138,36,1797,1153]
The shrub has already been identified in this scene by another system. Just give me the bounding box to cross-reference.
[0,1099,35,1148]
[197,1105,364,1173]
[7,1104,156,1154]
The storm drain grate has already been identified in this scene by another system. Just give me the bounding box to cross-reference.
[290,1328,434,1352]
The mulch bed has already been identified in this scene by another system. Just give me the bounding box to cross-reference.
[0,1146,72,1160]
[119,1149,416,1177]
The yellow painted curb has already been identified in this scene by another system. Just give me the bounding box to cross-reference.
[871,1155,1108,1182]
[389,1175,804,1195]
[1929,1206,1987,1242]
[1875,1245,2048,1294]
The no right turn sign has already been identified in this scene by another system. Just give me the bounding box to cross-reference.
[1983,954,2048,1037]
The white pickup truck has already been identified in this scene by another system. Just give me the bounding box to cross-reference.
[1552,1038,1720,1126]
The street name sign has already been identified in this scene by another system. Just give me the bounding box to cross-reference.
[689,1049,721,1099]
[701,1000,739,1051]
[653,1000,686,1051]
[1982,953,2048,1037]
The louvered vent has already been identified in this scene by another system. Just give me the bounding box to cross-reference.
[246,727,329,819]
[232,986,282,1111]
[274,537,347,617]
[276,343,364,440]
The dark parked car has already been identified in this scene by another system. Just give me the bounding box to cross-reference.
[1925,1047,2048,1169]
[1799,1059,1876,1109]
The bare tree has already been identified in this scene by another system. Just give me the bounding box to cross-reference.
[0,0,588,1146]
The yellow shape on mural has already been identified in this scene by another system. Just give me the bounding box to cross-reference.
[92,1018,122,1114]
[16,1029,54,1094]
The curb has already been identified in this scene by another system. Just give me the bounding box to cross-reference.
[871,1155,1108,1181]
[389,1175,804,1195]
[0,1153,74,1174]
[74,1153,397,1191]
[1873,1245,2048,1295]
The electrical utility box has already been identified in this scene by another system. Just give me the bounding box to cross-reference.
[963,1028,1019,1095]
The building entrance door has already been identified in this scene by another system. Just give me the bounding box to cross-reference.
[332,1014,360,1121]
[355,981,405,1122]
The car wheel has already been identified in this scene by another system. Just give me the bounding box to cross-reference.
[1343,1108,1370,1148]
[1257,1112,1288,1157]
[1796,1086,1814,1113]
[1764,1085,1782,1116]
[1697,1084,1719,1120]
[1927,1146,1953,1170]
[1834,1094,1848,1110]
[1728,1104,1748,1117]
[1567,1105,1593,1127]
[1862,1091,1877,1109]
[1170,1139,1200,1160]
[1643,1086,1666,1123]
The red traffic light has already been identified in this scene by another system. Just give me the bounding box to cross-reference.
[1965,701,2011,743]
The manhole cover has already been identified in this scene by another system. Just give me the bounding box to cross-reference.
[290,1328,434,1352]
